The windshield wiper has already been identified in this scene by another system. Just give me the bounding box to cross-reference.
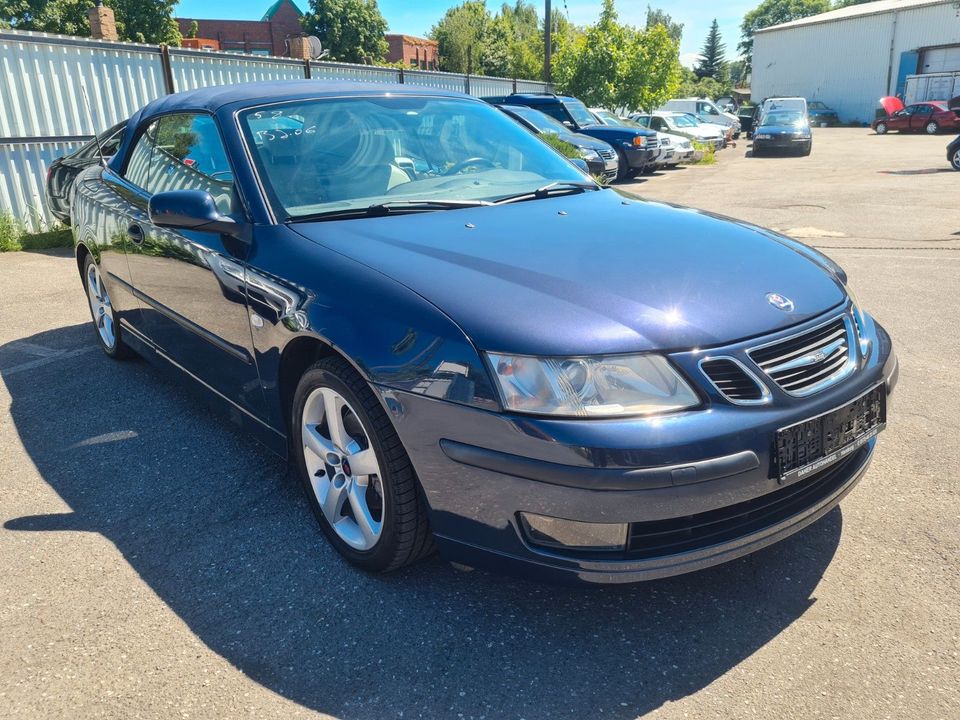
[492,181,601,206]
[287,199,493,223]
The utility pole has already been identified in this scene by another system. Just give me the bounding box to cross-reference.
[544,0,552,85]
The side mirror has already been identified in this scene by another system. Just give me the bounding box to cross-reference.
[570,158,590,174]
[148,190,241,237]
[562,120,575,129]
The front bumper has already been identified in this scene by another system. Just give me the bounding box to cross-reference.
[754,134,811,151]
[379,311,897,584]
[586,156,619,181]
[621,144,657,170]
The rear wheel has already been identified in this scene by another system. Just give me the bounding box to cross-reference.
[925,121,939,135]
[83,255,132,359]
[875,122,888,135]
[291,356,432,572]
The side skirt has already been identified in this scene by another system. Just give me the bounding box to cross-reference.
[119,319,289,459]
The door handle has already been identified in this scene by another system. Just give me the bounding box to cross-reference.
[127,223,145,245]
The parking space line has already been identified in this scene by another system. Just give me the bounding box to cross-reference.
[2,346,97,376]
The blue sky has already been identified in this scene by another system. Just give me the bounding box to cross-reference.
[175,0,750,62]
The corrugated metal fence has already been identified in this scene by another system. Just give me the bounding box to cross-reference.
[0,29,549,231]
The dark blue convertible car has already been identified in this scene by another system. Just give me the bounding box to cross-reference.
[71,81,898,584]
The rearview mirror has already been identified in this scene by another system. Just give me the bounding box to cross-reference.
[148,190,240,237]
[570,158,590,174]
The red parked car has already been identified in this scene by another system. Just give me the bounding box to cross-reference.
[872,97,960,135]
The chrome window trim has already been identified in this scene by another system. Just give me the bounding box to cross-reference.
[698,355,772,406]
[748,312,857,398]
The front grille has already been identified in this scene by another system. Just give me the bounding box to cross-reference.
[626,446,865,559]
[598,148,616,161]
[700,358,765,402]
[749,316,853,396]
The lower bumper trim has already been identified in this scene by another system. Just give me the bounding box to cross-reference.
[439,439,759,491]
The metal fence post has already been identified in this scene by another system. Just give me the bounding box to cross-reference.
[159,43,175,94]
[303,57,311,79]
[399,66,404,84]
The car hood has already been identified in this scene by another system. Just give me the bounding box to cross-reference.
[290,190,846,356]
[880,96,904,116]
[561,131,612,152]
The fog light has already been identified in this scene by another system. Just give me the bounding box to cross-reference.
[519,512,628,552]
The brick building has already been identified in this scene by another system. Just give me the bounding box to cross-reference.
[385,34,439,70]
[176,0,303,57]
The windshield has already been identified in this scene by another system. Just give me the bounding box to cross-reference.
[763,110,806,125]
[669,114,698,128]
[808,101,826,109]
[240,97,590,220]
[593,109,643,129]
[563,99,598,127]
[504,105,570,136]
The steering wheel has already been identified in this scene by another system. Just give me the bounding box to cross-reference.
[442,157,497,176]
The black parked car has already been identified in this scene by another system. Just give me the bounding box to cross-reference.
[484,93,658,180]
[497,104,618,182]
[46,121,126,223]
[752,109,812,157]
[948,135,960,171]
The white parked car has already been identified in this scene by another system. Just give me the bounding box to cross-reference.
[588,107,672,169]
[660,98,741,137]
[656,132,694,165]
[631,112,726,150]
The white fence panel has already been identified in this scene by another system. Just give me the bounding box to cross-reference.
[403,69,466,94]
[466,76,518,99]
[0,140,86,229]
[0,30,164,138]
[310,61,400,84]
[171,50,305,91]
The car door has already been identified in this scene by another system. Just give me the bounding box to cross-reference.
[122,112,265,417]
[909,104,934,131]
[888,106,914,131]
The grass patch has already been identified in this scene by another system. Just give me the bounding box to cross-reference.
[0,213,73,252]
[690,141,717,165]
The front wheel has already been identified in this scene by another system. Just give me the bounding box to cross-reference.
[951,148,960,171]
[925,121,940,135]
[291,356,433,572]
[875,122,888,135]
[83,255,132,359]
[615,149,630,181]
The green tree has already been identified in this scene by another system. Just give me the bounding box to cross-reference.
[301,0,388,64]
[739,0,830,68]
[1,0,181,44]
[694,19,726,81]
[429,1,491,73]
[645,5,682,44]
[554,0,680,111]
[187,20,198,38]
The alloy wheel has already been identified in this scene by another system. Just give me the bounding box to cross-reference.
[875,122,887,135]
[952,149,960,171]
[301,386,385,551]
[86,262,116,349]
[925,121,939,135]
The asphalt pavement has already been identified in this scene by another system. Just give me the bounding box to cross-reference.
[0,128,958,719]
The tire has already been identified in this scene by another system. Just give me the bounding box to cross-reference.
[291,356,433,572]
[82,254,133,359]
[951,148,960,171]
[752,145,763,157]
[875,122,888,135]
[801,142,812,157]
[925,121,939,135]
[615,149,629,182]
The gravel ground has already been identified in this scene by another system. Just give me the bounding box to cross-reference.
[0,128,958,719]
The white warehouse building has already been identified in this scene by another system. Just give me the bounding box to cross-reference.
[751,0,960,123]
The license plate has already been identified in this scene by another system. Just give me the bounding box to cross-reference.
[774,384,886,483]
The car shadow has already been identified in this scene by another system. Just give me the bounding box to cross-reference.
[2,324,843,719]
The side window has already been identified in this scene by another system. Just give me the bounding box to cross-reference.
[538,103,572,125]
[914,105,933,115]
[151,114,234,213]
[698,102,719,116]
[124,119,161,192]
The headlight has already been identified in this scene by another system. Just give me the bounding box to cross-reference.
[486,353,699,417]
[843,285,872,356]
[579,148,601,161]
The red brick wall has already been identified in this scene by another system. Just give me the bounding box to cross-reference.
[176,1,304,57]
[385,34,439,70]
